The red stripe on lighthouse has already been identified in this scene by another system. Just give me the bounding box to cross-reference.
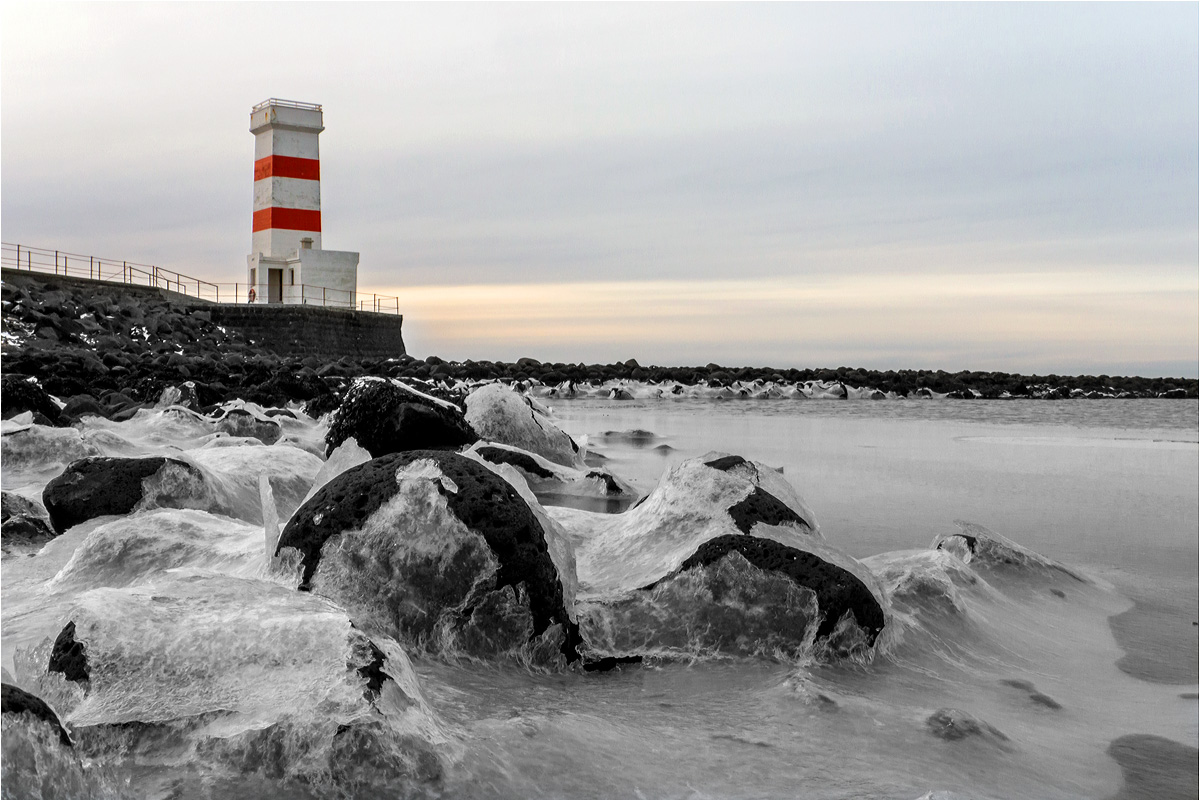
[254,155,321,182]
[252,208,322,232]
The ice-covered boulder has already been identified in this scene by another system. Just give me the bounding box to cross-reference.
[48,509,262,590]
[464,383,583,468]
[213,407,281,445]
[1,491,57,554]
[22,575,449,796]
[276,450,578,664]
[548,454,886,662]
[466,441,637,505]
[932,521,1086,582]
[42,456,206,534]
[325,377,476,458]
[0,683,100,799]
[2,684,71,746]
[1,424,101,484]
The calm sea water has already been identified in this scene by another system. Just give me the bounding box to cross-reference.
[2,398,1196,798]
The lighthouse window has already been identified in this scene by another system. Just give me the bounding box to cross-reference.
[289,269,295,285]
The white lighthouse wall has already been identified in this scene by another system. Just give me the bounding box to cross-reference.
[254,177,321,212]
[252,228,322,260]
[285,250,359,308]
[254,129,321,161]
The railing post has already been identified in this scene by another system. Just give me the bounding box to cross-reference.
[15,244,19,270]
[55,250,59,275]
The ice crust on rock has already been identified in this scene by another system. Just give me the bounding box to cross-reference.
[464,383,584,469]
[276,450,579,665]
[48,509,263,590]
[17,574,451,794]
[546,454,887,662]
[465,440,637,502]
[324,376,476,458]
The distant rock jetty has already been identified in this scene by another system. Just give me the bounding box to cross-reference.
[2,272,1195,425]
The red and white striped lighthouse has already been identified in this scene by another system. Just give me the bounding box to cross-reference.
[250,99,324,257]
[246,99,358,305]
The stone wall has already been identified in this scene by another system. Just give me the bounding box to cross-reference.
[1,268,406,360]
[206,304,406,360]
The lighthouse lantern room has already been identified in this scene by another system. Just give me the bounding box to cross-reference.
[246,99,359,307]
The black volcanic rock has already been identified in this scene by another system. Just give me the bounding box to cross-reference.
[276,450,577,662]
[1,684,72,747]
[1,374,63,426]
[42,456,201,533]
[325,377,476,458]
[674,534,886,643]
[48,621,90,683]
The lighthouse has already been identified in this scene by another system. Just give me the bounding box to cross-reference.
[246,98,359,306]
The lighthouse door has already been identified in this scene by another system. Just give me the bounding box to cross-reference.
[268,268,283,303]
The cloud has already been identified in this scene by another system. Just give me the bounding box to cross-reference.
[1,2,1195,375]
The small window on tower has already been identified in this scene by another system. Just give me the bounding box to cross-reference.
[290,269,295,285]
[250,268,256,285]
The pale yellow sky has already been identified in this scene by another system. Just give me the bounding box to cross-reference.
[383,270,1198,374]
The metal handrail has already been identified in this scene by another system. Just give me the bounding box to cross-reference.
[251,98,322,113]
[0,242,399,314]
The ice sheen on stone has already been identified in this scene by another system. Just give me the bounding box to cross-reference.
[464,383,584,469]
[547,456,821,599]
[460,451,579,614]
[16,574,450,793]
[464,440,637,501]
[302,436,372,506]
[48,510,262,591]
[305,476,504,654]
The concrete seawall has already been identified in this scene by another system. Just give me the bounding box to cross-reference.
[1,268,406,360]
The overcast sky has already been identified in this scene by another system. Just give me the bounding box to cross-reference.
[3,3,1197,376]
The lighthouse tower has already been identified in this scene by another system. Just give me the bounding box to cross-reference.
[247,99,359,306]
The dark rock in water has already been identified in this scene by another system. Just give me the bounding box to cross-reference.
[586,471,624,496]
[673,535,886,643]
[277,450,577,661]
[1108,734,1199,799]
[925,708,1008,742]
[1,374,64,426]
[325,377,476,458]
[215,409,282,445]
[42,456,201,533]
[1,684,72,746]
[60,394,110,423]
[48,621,90,683]
[475,445,556,479]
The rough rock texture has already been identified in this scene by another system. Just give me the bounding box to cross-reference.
[325,377,476,458]
[672,534,886,642]
[276,450,577,661]
[1,684,72,746]
[42,456,201,533]
[464,383,582,468]
[1,375,63,426]
[48,621,90,683]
